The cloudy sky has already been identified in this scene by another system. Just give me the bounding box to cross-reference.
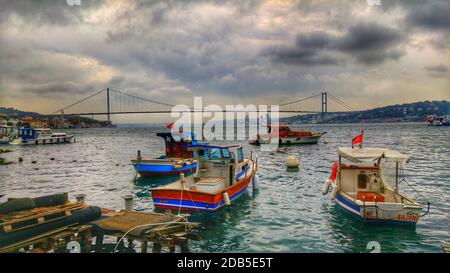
[0,0,449,122]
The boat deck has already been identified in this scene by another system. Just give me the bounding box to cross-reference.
[158,177,227,193]
[345,189,416,205]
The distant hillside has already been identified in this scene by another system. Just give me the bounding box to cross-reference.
[282,100,450,124]
[0,107,47,118]
[0,107,112,127]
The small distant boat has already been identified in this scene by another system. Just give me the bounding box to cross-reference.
[425,115,450,126]
[249,125,325,145]
[0,126,17,145]
[150,143,258,212]
[131,132,198,177]
[9,128,74,145]
[322,136,427,224]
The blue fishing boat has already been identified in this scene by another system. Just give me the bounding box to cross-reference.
[131,132,198,177]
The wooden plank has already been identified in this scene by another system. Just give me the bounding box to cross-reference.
[0,224,91,253]
[0,202,83,227]
[442,241,450,253]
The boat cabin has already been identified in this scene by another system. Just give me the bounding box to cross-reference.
[189,144,247,189]
[337,147,414,204]
[17,128,67,140]
[156,132,194,158]
[266,125,314,137]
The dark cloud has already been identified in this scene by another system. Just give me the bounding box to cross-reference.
[406,0,450,31]
[264,22,405,66]
[262,46,339,66]
[0,0,447,110]
[0,0,101,26]
[424,64,449,78]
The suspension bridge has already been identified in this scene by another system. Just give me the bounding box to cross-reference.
[49,88,354,121]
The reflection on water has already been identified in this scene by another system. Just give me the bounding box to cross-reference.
[0,123,448,253]
[327,206,421,253]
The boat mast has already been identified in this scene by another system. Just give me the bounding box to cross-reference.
[395,161,399,193]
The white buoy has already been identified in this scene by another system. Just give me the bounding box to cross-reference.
[285,155,300,169]
[330,183,339,200]
[322,178,331,195]
[223,192,231,206]
[252,174,260,190]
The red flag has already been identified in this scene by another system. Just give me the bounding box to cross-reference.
[329,161,338,181]
[166,122,174,129]
[352,132,363,145]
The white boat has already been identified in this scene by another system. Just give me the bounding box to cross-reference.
[9,128,75,145]
[322,146,426,224]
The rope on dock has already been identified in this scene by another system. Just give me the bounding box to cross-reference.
[113,220,190,252]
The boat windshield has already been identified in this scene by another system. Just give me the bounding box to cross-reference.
[198,147,233,161]
[237,148,243,161]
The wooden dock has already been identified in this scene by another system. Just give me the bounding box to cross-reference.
[442,241,450,253]
[0,193,200,253]
[92,209,200,253]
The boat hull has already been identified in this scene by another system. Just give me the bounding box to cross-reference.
[10,135,75,145]
[151,171,255,211]
[250,135,323,145]
[132,161,197,177]
[335,193,421,225]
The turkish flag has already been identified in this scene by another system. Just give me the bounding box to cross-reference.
[352,132,363,145]
[166,122,174,129]
[329,161,338,181]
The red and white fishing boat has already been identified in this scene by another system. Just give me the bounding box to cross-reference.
[150,143,259,212]
[249,125,325,145]
[322,132,429,224]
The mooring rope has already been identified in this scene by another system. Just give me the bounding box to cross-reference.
[131,170,138,184]
[113,220,191,253]
[177,183,185,215]
[397,166,431,217]
[187,190,201,213]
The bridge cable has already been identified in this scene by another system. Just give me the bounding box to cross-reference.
[50,88,106,115]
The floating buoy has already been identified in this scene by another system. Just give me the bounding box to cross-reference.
[330,182,339,200]
[285,155,299,169]
[50,158,55,161]
[322,178,331,195]
[252,174,260,190]
[223,192,231,206]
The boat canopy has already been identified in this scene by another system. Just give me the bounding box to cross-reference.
[189,143,240,149]
[338,147,409,163]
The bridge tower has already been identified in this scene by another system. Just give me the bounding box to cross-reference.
[106,87,111,122]
[321,92,327,120]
